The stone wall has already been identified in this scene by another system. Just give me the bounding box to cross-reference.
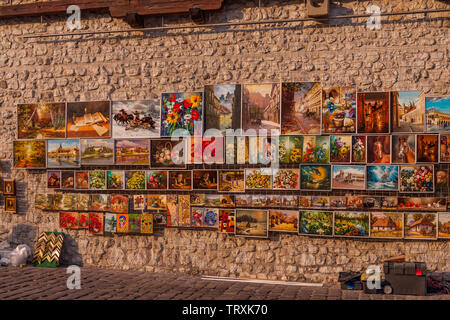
[0,0,449,283]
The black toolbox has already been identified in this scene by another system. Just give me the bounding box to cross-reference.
[383,261,427,296]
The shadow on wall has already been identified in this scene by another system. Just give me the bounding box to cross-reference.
[60,233,83,267]
[8,224,37,248]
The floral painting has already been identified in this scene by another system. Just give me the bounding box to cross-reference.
[78,212,89,228]
[332,165,365,190]
[141,213,154,234]
[367,136,391,164]
[146,195,167,210]
[322,86,356,134]
[88,213,104,235]
[192,170,218,190]
[392,135,416,164]
[300,165,331,190]
[357,92,390,134]
[203,208,219,228]
[366,165,399,191]
[116,214,129,233]
[125,170,146,190]
[278,136,303,164]
[146,170,168,190]
[370,212,403,238]
[189,136,224,164]
[425,96,450,132]
[302,136,329,163]
[299,211,333,236]
[272,169,300,190]
[18,103,66,139]
[218,170,245,192]
[59,212,79,229]
[80,139,114,165]
[13,140,47,169]
[218,210,235,233]
[235,209,268,238]
[245,168,272,190]
[133,195,145,210]
[106,170,124,190]
[269,210,298,232]
[416,134,439,163]
[89,170,106,190]
[115,139,150,165]
[112,100,160,138]
[440,134,450,162]
[104,213,117,233]
[312,196,329,208]
[161,92,203,137]
[128,214,141,233]
[191,207,204,227]
[399,165,434,192]
[47,139,81,168]
[404,212,437,239]
[75,171,89,189]
[168,170,192,190]
[334,212,370,237]
[110,194,129,214]
[330,135,351,163]
[391,91,424,132]
[204,84,241,134]
[351,136,366,163]
[150,138,186,168]
[66,101,110,138]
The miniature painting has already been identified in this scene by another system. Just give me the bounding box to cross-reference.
[52,194,63,211]
[440,134,450,162]
[347,195,364,209]
[146,170,168,190]
[268,195,282,207]
[357,92,390,133]
[141,214,154,234]
[4,196,17,213]
[150,138,186,168]
[191,207,204,227]
[110,194,129,214]
[300,165,331,191]
[13,140,46,169]
[89,170,106,190]
[76,194,90,211]
[104,213,117,233]
[47,171,61,189]
[312,196,329,208]
[35,194,51,211]
[3,180,15,195]
[204,84,241,134]
[80,139,114,165]
[272,169,300,190]
[112,100,160,138]
[404,212,437,239]
[116,214,129,233]
[438,212,450,238]
[204,194,221,207]
[332,165,365,190]
[235,136,249,164]
[435,168,449,192]
[17,103,66,139]
[367,136,391,164]
[66,101,110,138]
[334,212,370,237]
[61,171,74,189]
[178,194,191,227]
[218,170,245,192]
[203,208,219,228]
[302,136,330,163]
[242,83,281,133]
[161,92,203,137]
[425,96,450,132]
[218,210,235,233]
[190,194,206,207]
[398,196,422,210]
[330,196,347,209]
[75,171,89,189]
[235,194,251,207]
[251,195,267,207]
[133,195,145,211]
[106,170,124,190]
[125,170,146,190]
[363,196,382,210]
[166,195,178,227]
[168,170,192,190]
[351,136,366,163]
[235,209,268,238]
[370,212,403,238]
[153,212,167,226]
[115,139,150,165]
[128,214,141,233]
[278,136,303,164]
[322,86,357,134]
[392,135,415,164]
[90,194,110,212]
[280,195,298,208]
[299,211,333,236]
[61,194,74,211]
[298,196,311,208]
[269,210,298,232]
[190,136,224,164]
[88,213,104,235]
[192,170,218,190]
[421,197,446,211]
[330,135,352,163]
[47,139,81,168]
[146,195,167,210]
[60,212,78,229]
[366,165,399,191]
[416,134,439,163]
[381,196,398,210]
[245,168,272,190]
[391,91,424,132]
[399,165,434,192]
[281,82,321,135]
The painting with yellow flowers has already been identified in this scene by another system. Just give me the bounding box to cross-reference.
[278,136,303,164]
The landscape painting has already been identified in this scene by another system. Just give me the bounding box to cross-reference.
[391,91,424,132]
[235,209,268,238]
[281,82,321,135]
[322,86,357,134]
[278,135,303,164]
[115,139,150,165]
[90,194,110,212]
[204,84,241,133]
[17,103,66,139]
[112,100,160,138]
[299,211,333,236]
[440,134,450,162]
[150,138,186,168]
[438,212,450,238]
[218,170,245,193]
[357,92,390,133]
[404,212,437,239]
[392,135,416,164]
[13,140,46,169]
[104,213,117,233]
[300,165,331,191]
[334,212,370,237]
[367,136,391,164]
[332,165,365,190]
[80,139,114,165]
[399,165,434,193]
[366,165,399,191]
[66,101,111,138]
[330,135,351,163]
[146,195,167,210]
[416,134,439,163]
[351,136,366,163]
[269,210,298,232]
[425,96,450,132]
[47,139,81,168]
[370,212,403,238]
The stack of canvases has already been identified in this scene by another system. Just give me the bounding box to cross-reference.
[11,84,450,240]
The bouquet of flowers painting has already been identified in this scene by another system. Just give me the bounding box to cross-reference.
[334,212,370,237]
[161,92,203,136]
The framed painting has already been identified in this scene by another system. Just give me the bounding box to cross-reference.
[166,195,178,227]
[168,170,192,190]
[404,212,437,240]
[76,194,90,212]
[80,139,114,165]
[298,196,312,209]
[399,196,423,210]
[146,195,167,211]
[440,134,450,162]
[272,169,300,190]
[61,193,74,211]
[66,101,111,138]
[331,165,365,190]
[218,209,235,233]
[425,96,450,132]
[60,171,75,189]
[88,213,104,235]
[299,211,333,236]
[235,194,251,207]
[110,194,129,214]
[218,195,235,208]
[370,212,403,239]
[128,214,141,233]
[312,196,329,208]
[347,195,364,209]
[104,213,117,233]
[381,196,398,210]
[3,180,15,195]
[322,86,357,134]
[35,194,51,211]
[106,170,124,190]
[192,170,218,191]
[203,208,219,228]
[160,92,203,137]
[150,138,186,168]
[59,212,78,229]
[4,196,17,213]
[235,209,268,238]
[399,165,434,193]
[330,196,347,209]
[267,195,282,207]
[278,136,303,164]
[281,82,321,135]
[242,83,281,133]
[140,213,154,234]
[435,167,449,192]
[133,195,145,211]
[367,135,391,164]
[78,212,89,229]
[420,197,446,211]
[204,84,241,134]
[13,140,47,169]
[114,139,150,165]
[47,139,81,168]
[391,135,416,164]
[75,171,89,190]
[125,170,146,190]
[47,171,61,189]
[366,165,399,191]
[52,194,63,211]
[116,214,129,233]
[112,100,161,138]
[438,212,450,239]
[330,135,352,163]
[391,91,424,133]
[245,168,272,190]
[153,211,167,226]
[334,212,370,237]
[302,136,330,163]
[191,207,204,227]
[416,134,439,163]
[218,170,245,193]
[351,136,367,163]
[204,194,220,207]
[89,194,110,211]
[251,195,267,208]
[357,92,390,134]
[89,170,106,190]
[269,210,298,233]
[300,165,331,191]
[363,196,382,210]
[146,170,168,190]
[190,194,206,207]
[17,103,66,139]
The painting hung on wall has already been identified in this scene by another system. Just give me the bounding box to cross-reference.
[115,139,150,165]
[59,212,78,229]
[146,195,166,210]
[420,197,446,211]
[153,211,167,226]
[269,210,298,232]
[125,170,146,190]
[435,168,449,192]
[150,138,186,168]
[89,170,106,190]
[60,171,74,189]
[299,211,333,236]
[168,170,192,190]
[112,100,161,138]
[61,194,74,211]
[128,214,141,233]
[192,170,217,190]
[278,136,303,164]
[235,209,268,238]
[90,194,110,212]
[218,170,245,193]
[106,170,124,190]
[322,86,357,134]
[438,212,450,238]
[300,165,331,191]
[425,96,450,132]
[52,194,63,211]
[191,207,204,227]
[166,195,178,227]
[391,91,424,133]
[104,213,117,233]
[218,210,235,233]
[146,171,168,190]
[357,92,390,134]
[302,136,329,163]
[4,196,17,213]
[66,101,110,138]
[351,136,366,163]
[13,140,46,169]
[330,196,347,209]
[242,83,281,133]
[404,212,437,239]
[75,171,89,189]
[312,196,329,208]
[161,92,203,137]
[281,82,321,135]
[367,136,391,164]
[88,213,104,235]
[35,194,52,210]
[17,103,66,139]
[110,194,129,214]
[133,195,145,210]
[47,171,61,189]
[272,169,300,190]
[391,135,416,164]
[363,196,382,210]
[47,139,81,168]
[80,139,114,165]
[440,134,450,162]
[416,134,438,163]
[141,213,153,234]
[189,136,224,164]
[366,165,399,191]
[381,196,398,210]
[399,165,434,193]
[332,165,365,190]
[203,208,219,228]
[116,214,129,233]
[204,84,241,134]
[330,135,352,163]
[76,194,90,212]
[370,212,403,238]
[334,212,370,237]
[245,168,272,190]
[78,212,89,229]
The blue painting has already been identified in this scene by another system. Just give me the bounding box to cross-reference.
[425,97,450,132]
[367,165,399,191]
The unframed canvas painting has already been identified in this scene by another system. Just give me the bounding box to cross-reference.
[112,100,160,138]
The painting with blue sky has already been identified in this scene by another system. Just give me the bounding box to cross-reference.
[391,90,424,132]
[425,96,450,132]
[367,165,399,191]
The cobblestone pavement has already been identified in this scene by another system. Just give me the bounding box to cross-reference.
[0,266,448,300]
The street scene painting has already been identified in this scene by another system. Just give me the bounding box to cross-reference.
[66,101,110,138]
[370,212,403,238]
[391,135,416,164]
[47,139,81,168]
[366,165,399,191]
[404,212,437,239]
[357,92,390,133]
[235,209,268,238]
[391,91,424,132]
[112,100,161,138]
[331,165,365,190]
[204,84,241,133]
[17,103,66,139]
[416,134,439,163]
[425,96,450,132]
[440,134,450,162]
[322,86,357,134]
[13,140,46,169]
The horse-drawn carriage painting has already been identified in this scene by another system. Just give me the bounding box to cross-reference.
[112,100,160,138]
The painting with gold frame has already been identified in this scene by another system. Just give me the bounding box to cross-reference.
[3,180,15,195]
[4,196,17,213]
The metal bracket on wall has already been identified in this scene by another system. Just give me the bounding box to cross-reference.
[306,0,330,19]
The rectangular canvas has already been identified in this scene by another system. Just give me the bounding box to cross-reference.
[278,136,303,164]
[381,196,398,210]
[160,92,203,136]
[78,212,89,229]
[334,212,370,237]
[242,83,281,133]
[153,211,167,226]
[146,195,167,210]
[420,197,446,211]
[116,213,129,233]
[267,195,282,207]
[88,213,104,235]
[188,136,224,164]
[75,171,89,189]
[235,194,251,207]
[299,211,333,236]
[435,167,449,192]
[235,209,268,238]
[106,170,124,190]
[104,213,117,233]
[133,195,145,210]
[440,134,450,162]
[76,194,90,212]
[367,136,391,164]
[59,212,79,229]
[391,91,424,132]
[47,171,61,189]
[281,195,298,208]
[204,84,241,134]
[150,138,186,168]
[192,170,218,190]
[61,193,74,211]
[416,134,439,163]
[312,196,329,208]
[357,92,390,134]
[140,213,154,234]
[391,135,416,164]
[168,170,192,190]
[269,210,298,232]
[218,170,245,192]
[190,194,206,207]
[52,194,63,211]
[128,214,141,233]
[110,194,129,214]
[366,165,399,191]
[251,195,267,207]
[115,139,150,165]
[146,170,168,190]
[370,212,403,238]
[61,171,75,189]
[330,135,352,163]
[245,168,272,190]
[89,170,106,190]
[363,196,382,210]
[425,96,450,132]
[203,208,219,228]
[191,207,204,227]
[112,100,161,138]
[331,165,365,190]
[272,169,300,190]
[281,82,321,135]
[351,136,367,163]
[178,194,191,227]
[438,212,450,239]
[125,170,146,190]
[302,136,330,163]
[399,165,434,193]
[35,194,52,211]
[166,195,178,227]
[13,140,46,169]
[218,209,235,233]
[345,195,363,209]
[47,139,81,168]
[404,212,437,239]
[398,196,422,210]
[330,196,347,209]
[300,165,331,191]
[89,194,110,211]
[4,196,16,213]
[17,103,66,139]
[80,139,114,165]
[66,101,110,138]
[322,86,357,134]
[204,194,220,207]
